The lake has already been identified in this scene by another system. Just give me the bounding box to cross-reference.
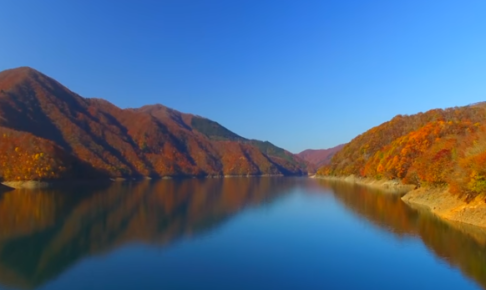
[0,177,484,290]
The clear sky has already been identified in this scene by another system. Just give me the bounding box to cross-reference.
[1,0,485,153]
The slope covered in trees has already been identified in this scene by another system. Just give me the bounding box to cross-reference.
[297,144,345,167]
[318,103,486,200]
[0,67,310,182]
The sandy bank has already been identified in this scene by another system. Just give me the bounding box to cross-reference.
[314,175,486,229]
[402,187,486,229]
[1,181,52,189]
[312,175,415,194]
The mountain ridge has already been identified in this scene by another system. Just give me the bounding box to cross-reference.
[297,144,345,168]
[0,67,312,184]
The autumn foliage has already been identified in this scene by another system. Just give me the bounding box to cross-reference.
[297,144,345,167]
[318,104,486,199]
[0,67,310,182]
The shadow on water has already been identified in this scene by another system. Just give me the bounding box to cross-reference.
[315,179,486,290]
[0,184,14,195]
[0,178,296,290]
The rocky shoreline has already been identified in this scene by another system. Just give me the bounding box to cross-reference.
[402,187,486,228]
[313,175,486,229]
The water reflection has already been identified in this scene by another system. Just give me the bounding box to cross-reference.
[0,178,296,289]
[317,180,486,290]
[1,178,486,290]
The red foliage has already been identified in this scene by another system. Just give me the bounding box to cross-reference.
[0,67,309,181]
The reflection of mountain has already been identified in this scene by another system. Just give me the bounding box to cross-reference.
[0,178,295,289]
[318,180,486,290]
[3,178,486,290]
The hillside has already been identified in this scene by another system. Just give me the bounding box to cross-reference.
[0,67,310,183]
[317,103,486,200]
[297,144,345,167]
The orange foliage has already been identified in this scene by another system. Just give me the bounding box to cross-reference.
[0,128,86,181]
[318,103,486,199]
[0,67,309,182]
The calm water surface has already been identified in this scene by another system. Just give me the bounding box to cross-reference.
[0,177,485,290]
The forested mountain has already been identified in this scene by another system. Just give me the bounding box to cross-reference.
[297,144,345,167]
[318,103,486,200]
[0,67,310,182]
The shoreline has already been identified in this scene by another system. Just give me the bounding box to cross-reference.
[4,173,485,229]
[402,187,486,229]
[311,175,415,194]
[313,175,486,229]
[0,173,304,190]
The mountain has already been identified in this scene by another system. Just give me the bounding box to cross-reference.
[0,67,311,183]
[317,103,486,200]
[297,144,345,167]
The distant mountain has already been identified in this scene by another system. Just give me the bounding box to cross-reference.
[318,104,486,200]
[0,67,311,183]
[297,144,345,167]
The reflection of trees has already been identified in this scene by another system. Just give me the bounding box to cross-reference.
[0,178,295,290]
[318,180,486,289]
[2,178,485,290]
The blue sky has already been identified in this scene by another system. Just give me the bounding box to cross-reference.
[1,0,485,153]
